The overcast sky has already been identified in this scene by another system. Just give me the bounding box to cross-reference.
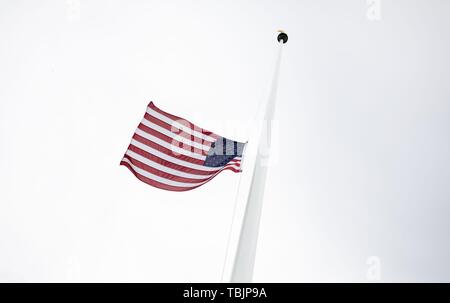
[1,0,450,282]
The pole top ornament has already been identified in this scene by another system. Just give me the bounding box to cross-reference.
[277,30,288,44]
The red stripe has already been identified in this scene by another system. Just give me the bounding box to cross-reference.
[144,113,213,148]
[138,123,208,156]
[123,155,213,184]
[133,133,205,165]
[149,101,219,140]
[128,145,239,176]
[128,144,216,176]
[221,166,241,173]
[223,162,241,169]
[133,133,240,168]
[121,159,240,191]
[120,161,193,191]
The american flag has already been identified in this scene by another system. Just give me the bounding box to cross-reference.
[120,102,246,191]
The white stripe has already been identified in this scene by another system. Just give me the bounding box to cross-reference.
[126,149,211,180]
[141,118,210,152]
[147,106,216,142]
[135,128,206,160]
[122,158,201,187]
[122,158,239,188]
[130,139,219,171]
[131,139,241,171]
[224,164,241,170]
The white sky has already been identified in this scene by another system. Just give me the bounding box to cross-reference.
[1,0,450,282]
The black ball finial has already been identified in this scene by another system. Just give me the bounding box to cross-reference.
[277,31,288,44]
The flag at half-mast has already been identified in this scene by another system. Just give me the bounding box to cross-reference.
[120,102,246,191]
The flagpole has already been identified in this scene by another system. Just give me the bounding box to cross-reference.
[228,31,288,282]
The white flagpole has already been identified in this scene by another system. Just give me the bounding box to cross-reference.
[229,32,288,282]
